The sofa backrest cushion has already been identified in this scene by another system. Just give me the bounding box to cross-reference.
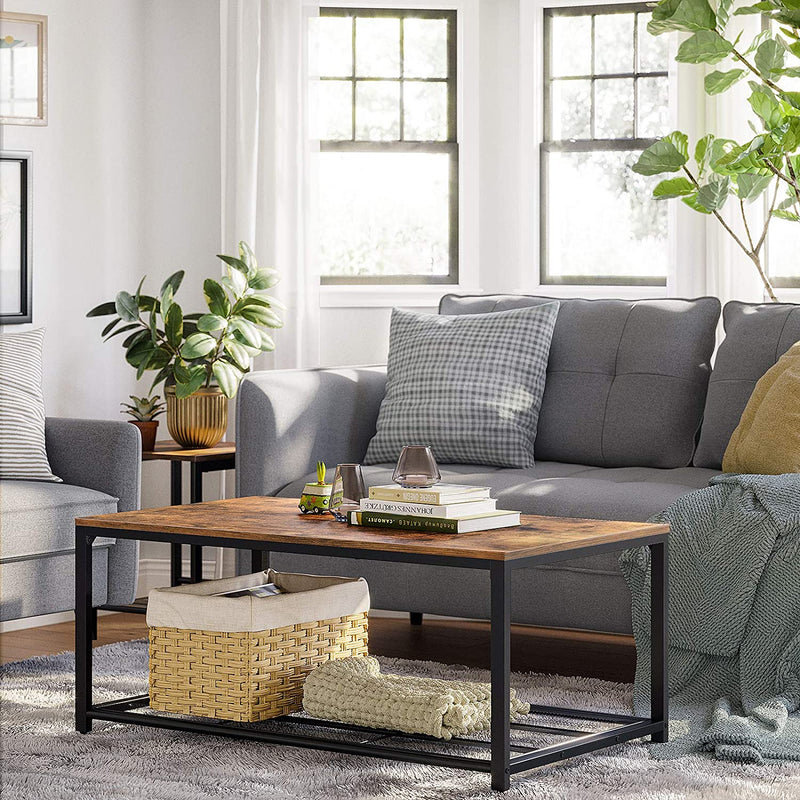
[439,294,721,468]
[694,301,800,469]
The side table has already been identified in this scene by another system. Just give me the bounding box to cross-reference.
[142,440,236,585]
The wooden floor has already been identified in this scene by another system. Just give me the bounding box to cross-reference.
[0,612,635,682]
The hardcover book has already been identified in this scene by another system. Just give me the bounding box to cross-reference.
[359,498,497,518]
[349,509,521,534]
[367,483,491,505]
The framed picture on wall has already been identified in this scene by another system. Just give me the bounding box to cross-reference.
[0,151,33,324]
[0,12,47,125]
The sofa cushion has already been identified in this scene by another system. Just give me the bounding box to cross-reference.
[364,304,559,468]
[695,301,800,470]
[0,328,60,482]
[439,294,720,469]
[0,480,118,562]
[279,461,718,574]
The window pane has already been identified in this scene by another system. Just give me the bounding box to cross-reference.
[317,80,352,140]
[544,150,667,281]
[551,79,591,140]
[594,13,634,74]
[550,16,591,77]
[768,216,800,280]
[356,81,400,140]
[404,81,447,141]
[638,13,668,72]
[637,76,669,138]
[316,16,352,76]
[595,78,634,138]
[320,152,451,278]
[404,18,447,78]
[355,17,400,78]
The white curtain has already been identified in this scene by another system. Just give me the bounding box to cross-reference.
[220,0,320,370]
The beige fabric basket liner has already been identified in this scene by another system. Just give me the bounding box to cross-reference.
[146,569,370,633]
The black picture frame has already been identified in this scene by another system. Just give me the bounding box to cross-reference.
[0,150,33,324]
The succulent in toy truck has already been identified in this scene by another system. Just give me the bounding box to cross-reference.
[299,461,333,514]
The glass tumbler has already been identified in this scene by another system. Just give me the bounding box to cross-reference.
[392,445,441,488]
[329,463,367,522]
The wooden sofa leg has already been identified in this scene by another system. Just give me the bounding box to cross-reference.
[410,612,423,626]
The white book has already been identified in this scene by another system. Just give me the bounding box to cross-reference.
[368,483,491,504]
[360,498,497,518]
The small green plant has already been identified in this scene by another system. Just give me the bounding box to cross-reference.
[316,461,328,485]
[87,242,283,398]
[120,395,165,422]
[632,0,800,302]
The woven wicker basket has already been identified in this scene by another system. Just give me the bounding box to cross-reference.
[147,570,370,723]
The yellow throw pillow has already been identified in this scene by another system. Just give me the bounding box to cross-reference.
[722,341,800,474]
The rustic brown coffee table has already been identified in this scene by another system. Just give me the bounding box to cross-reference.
[75,496,668,792]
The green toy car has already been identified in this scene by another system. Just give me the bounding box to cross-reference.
[299,461,333,515]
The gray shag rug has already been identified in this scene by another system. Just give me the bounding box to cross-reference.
[2,641,800,800]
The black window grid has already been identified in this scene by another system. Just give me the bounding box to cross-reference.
[319,7,458,285]
[541,3,669,286]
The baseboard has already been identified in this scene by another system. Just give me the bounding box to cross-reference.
[136,557,220,596]
[0,608,121,633]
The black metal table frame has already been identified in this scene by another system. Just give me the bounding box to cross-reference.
[75,526,668,792]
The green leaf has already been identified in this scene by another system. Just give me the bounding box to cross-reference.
[87,301,118,318]
[717,0,734,27]
[241,294,287,311]
[122,329,150,349]
[165,303,183,348]
[653,176,695,198]
[125,338,156,370]
[212,360,243,399]
[222,338,252,370]
[138,295,158,312]
[160,284,174,318]
[115,291,139,322]
[221,268,247,297]
[203,278,231,317]
[197,313,228,332]
[175,366,207,399]
[676,31,734,64]
[632,131,690,175]
[735,173,773,202]
[101,318,121,337]
[247,268,279,291]
[134,275,146,304]
[695,134,714,176]
[180,332,217,359]
[239,241,257,270]
[103,323,139,342]
[696,176,731,211]
[238,304,284,328]
[159,270,185,299]
[258,330,276,352]
[755,38,785,78]
[148,347,172,372]
[173,362,192,383]
[773,208,800,220]
[648,0,717,34]
[229,317,261,347]
[704,68,745,95]
[682,192,713,214]
[749,83,785,128]
[734,1,774,14]
[149,364,173,393]
[217,254,249,274]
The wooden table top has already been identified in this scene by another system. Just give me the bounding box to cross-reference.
[76,496,668,563]
[141,440,236,463]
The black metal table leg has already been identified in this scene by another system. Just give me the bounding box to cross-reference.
[170,462,183,586]
[409,612,423,626]
[189,463,203,582]
[650,539,669,742]
[75,527,94,734]
[251,550,268,573]
[490,561,512,791]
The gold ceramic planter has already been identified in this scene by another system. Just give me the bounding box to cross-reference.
[165,387,228,449]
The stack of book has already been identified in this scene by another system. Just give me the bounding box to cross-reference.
[349,483,520,533]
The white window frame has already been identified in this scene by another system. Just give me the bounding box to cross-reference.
[319,0,480,309]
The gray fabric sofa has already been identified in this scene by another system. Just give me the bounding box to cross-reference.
[0,418,141,622]
[236,295,800,635]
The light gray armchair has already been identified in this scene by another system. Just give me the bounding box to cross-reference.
[0,418,141,622]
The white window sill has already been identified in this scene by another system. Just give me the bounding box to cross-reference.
[319,284,481,309]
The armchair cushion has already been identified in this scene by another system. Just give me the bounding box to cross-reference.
[0,480,117,562]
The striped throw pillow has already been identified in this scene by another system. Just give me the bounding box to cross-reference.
[0,328,60,481]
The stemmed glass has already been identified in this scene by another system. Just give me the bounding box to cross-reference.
[392,445,441,488]
[329,464,367,522]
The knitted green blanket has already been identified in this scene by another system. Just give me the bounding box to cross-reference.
[620,473,800,763]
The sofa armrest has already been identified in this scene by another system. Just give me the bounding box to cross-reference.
[45,417,142,606]
[236,366,387,497]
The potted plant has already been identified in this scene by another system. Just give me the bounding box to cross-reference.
[88,242,283,448]
[120,395,165,452]
[632,0,800,302]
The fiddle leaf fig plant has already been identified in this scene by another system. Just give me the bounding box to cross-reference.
[87,242,283,399]
[632,0,800,302]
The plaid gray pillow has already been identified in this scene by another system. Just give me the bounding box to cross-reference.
[364,303,560,468]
